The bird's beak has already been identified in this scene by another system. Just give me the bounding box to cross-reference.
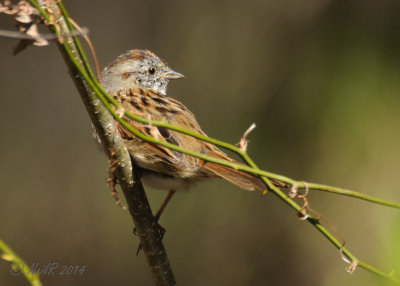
[162,69,184,80]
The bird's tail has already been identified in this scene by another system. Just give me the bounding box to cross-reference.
[203,151,286,191]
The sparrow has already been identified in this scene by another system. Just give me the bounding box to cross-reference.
[101,49,269,220]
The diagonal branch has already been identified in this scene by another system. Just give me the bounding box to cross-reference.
[27,0,176,285]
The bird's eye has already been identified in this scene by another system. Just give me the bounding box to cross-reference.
[148,67,156,75]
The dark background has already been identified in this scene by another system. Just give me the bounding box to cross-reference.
[1,0,400,285]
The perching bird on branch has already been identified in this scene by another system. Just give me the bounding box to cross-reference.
[100,49,281,219]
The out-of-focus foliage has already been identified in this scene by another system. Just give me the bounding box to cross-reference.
[0,0,399,285]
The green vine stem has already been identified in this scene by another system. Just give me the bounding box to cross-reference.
[21,1,400,284]
[0,238,42,286]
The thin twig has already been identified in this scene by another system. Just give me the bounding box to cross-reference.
[0,27,88,40]
[68,18,101,82]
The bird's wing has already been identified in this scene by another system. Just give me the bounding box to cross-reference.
[115,89,206,176]
[116,88,283,191]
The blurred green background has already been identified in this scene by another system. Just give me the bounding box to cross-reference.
[1,0,400,285]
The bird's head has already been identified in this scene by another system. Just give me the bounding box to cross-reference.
[101,49,184,95]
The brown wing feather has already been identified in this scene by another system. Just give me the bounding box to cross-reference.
[114,89,202,176]
[116,121,184,174]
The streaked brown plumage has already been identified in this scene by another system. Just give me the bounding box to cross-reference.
[101,49,267,194]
